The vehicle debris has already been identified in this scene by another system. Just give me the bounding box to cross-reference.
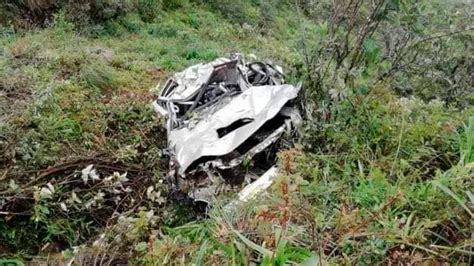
[153,54,302,204]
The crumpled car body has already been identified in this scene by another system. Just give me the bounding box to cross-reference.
[153,54,301,203]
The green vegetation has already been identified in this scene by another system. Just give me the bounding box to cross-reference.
[1,0,472,264]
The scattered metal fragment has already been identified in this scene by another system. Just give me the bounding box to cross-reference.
[237,166,279,202]
[153,54,302,203]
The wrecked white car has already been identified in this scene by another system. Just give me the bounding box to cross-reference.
[153,54,302,203]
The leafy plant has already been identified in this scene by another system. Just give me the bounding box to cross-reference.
[137,0,162,23]
[81,62,119,93]
[459,116,474,164]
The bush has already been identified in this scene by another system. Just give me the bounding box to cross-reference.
[162,0,188,10]
[204,0,258,25]
[300,0,473,108]
[1,0,55,26]
[2,0,159,29]
[137,0,162,22]
[258,0,277,34]
[1,0,132,27]
[0,3,10,26]
[64,0,135,29]
[80,62,119,93]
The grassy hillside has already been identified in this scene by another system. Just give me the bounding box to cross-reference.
[1,0,473,264]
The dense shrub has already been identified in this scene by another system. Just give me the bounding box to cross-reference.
[1,0,161,28]
[299,0,473,108]
[137,0,161,22]
[203,0,259,25]
[62,0,134,29]
[258,0,277,34]
[80,62,119,93]
[162,0,188,10]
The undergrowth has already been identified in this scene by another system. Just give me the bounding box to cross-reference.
[0,0,473,264]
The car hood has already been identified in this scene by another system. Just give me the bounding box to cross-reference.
[169,83,301,174]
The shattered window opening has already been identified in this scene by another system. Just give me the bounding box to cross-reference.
[217,118,254,138]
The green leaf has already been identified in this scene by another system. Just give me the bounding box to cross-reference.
[232,229,272,257]
[381,60,392,73]
[193,239,209,266]
[301,255,321,266]
[432,180,473,218]
[275,239,289,265]
[357,85,369,95]
[62,249,74,259]
[460,116,474,163]
[135,241,148,252]
[39,205,50,215]
[363,38,378,54]
[363,38,380,64]
[388,0,400,10]
[0,259,25,266]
